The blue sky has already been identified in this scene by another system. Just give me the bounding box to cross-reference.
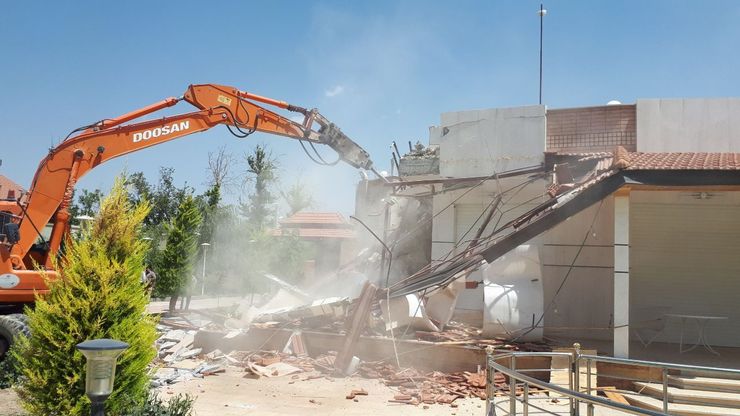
[1,1,739,215]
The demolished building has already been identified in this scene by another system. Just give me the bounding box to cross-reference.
[355,98,740,359]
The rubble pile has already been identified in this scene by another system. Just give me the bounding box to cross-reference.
[151,317,227,388]
[148,287,553,408]
[223,348,541,406]
[251,316,551,352]
[357,362,514,406]
[414,321,551,351]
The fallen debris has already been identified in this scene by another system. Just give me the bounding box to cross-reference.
[345,388,368,400]
[334,281,377,375]
[356,361,530,405]
[247,361,303,378]
[253,296,350,325]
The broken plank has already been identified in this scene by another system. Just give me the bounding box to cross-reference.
[602,387,631,405]
[333,281,377,375]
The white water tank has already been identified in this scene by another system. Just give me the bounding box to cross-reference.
[482,243,544,341]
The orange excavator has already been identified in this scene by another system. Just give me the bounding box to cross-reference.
[0,84,376,354]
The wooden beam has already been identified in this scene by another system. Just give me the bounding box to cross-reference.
[602,387,631,405]
[334,281,378,375]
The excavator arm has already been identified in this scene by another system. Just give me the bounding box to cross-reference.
[2,84,374,286]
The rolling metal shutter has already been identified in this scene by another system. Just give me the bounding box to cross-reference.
[631,196,740,347]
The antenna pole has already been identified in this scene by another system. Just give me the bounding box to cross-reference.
[538,4,547,105]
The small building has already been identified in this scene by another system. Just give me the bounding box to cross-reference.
[0,174,26,201]
[270,212,356,280]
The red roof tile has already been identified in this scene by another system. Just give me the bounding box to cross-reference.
[622,152,740,170]
[0,175,26,200]
[269,228,356,239]
[280,212,349,226]
[560,147,740,171]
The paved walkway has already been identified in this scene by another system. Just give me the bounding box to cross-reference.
[147,296,245,314]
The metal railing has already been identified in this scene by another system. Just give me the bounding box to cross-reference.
[578,351,740,416]
[485,343,740,416]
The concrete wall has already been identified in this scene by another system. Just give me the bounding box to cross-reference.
[431,177,548,312]
[354,179,433,286]
[540,197,615,342]
[429,106,546,177]
[636,98,740,152]
[428,106,547,321]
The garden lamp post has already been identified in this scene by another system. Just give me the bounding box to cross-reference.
[76,338,129,416]
[75,215,94,237]
[200,242,210,295]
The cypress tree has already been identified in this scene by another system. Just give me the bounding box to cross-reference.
[14,177,157,415]
[155,195,202,312]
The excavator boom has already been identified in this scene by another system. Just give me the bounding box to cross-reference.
[0,83,374,303]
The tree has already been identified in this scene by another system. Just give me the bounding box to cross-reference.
[68,188,103,226]
[125,171,152,208]
[14,177,157,416]
[281,180,314,216]
[199,147,230,248]
[197,183,220,247]
[125,169,193,271]
[239,145,277,230]
[154,195,202,312]
[206,145,236,190]
[148,167,191,227]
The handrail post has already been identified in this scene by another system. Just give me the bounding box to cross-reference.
[586,358,594,416]
[662,368,669,414]
[573,343,581,416]
[510,355,517,416]
[568,353,575,415]
[523,382,529,416]
[485,346,495,416]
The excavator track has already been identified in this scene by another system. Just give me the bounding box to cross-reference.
[0,314,30,358]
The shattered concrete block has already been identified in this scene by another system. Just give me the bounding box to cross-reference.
[205,349,223,360]
[178,348,202,360]
[161,329,186,342]
[165,332,195,355]
[253,297,349,323]
[247,361,302,378]
[425,276,466,331]
[197,364,224,376]
[158,341,177,351]
[379,294,440,332]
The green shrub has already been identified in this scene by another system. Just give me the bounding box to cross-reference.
[13,177,158,415]
[129,391,194,416]
[0,342,21,389]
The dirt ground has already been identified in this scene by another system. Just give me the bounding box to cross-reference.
[159,366,488,415]
[0,369,621,416]
[0,388,25,416]
[0,368,487,416]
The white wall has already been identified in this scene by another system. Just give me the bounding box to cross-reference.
[637,98,740,152]
[431,178,547,312]
[540,197,615,341]
[430,106,546,178]
[428,106,547,320]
